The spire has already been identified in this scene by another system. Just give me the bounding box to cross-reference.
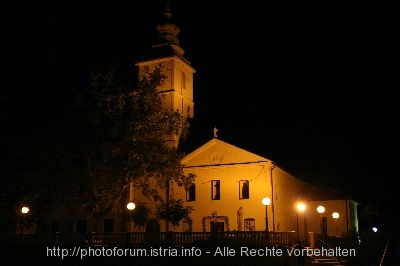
[142,3,190,61]
[162,4,172,20]
[154,4,180,45]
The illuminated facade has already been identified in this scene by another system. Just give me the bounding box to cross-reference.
[169,137,358,238]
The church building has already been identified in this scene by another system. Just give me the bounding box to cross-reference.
[130,5,359,239]
[21,4,358,242]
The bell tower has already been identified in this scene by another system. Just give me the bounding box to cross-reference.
[135,5,196,148]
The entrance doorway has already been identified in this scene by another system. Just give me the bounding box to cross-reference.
[210,221,224,232]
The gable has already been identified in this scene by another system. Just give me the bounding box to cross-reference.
[182,138,270,167]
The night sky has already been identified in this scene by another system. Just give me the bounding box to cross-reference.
[6,1,399,207]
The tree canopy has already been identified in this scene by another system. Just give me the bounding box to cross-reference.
[156,199,194,229]
[8,63,194,228]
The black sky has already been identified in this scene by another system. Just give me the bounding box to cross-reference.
[7,0,399,206]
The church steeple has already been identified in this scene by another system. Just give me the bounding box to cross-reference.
[135,4,196,148]
[150,4,185,58]
[154,5,180,45]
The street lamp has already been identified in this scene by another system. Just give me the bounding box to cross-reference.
[317,205,325,235]
[127,202,136,232]
[332,212,339,236]
[296,202,306,240]
[262,197,271,232]
[21,206,29,234]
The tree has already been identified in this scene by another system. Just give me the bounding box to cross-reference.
[155,199,194,230]
[130,202,150,229]
[14,62,195,231]
[68,63,195,216]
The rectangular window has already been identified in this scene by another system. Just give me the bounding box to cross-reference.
[212,180,220,200]
[186,183,196,202]
[239,180,250,199]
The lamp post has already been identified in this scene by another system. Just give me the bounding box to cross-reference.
[262,197,271,232]
[332,212,339,236]
[21,206,29,234]
[127,202,136,232]
[296,202,306,240]
[125,178,136,233]
[317,205,325,235]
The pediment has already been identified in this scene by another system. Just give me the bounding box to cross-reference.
[182,138,270,167]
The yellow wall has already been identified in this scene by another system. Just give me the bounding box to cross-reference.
[175,162,272,232]
[167,138,357,238]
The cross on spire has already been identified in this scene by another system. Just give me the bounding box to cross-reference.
[213,126,219,139]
